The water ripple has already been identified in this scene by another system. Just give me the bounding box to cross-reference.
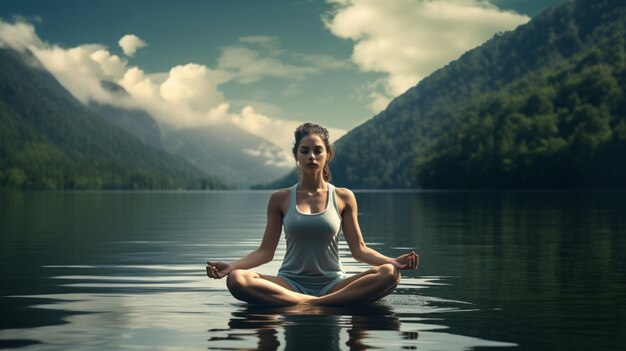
[2,262,516,350]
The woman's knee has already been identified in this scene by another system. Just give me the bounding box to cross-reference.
[226,269,252,292]
[377,263,400,287]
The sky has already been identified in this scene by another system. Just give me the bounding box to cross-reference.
[0,0,565,158]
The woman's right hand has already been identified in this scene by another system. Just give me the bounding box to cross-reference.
[390,251,419,270]
[206,261,232,279]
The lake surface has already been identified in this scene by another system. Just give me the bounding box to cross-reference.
[1,190,625,350]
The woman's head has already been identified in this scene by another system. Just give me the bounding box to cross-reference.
[292,122,333,181]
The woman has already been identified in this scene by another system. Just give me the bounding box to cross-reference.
[206,122,419,305]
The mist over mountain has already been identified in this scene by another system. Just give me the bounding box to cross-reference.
[265,0,626,189]
[89,104,164,150]
[0,48,225,190]
[4,0,623,190]
[162,123,291,188]
[89,81,291,188]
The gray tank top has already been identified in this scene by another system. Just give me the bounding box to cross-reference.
[278,183,344,279]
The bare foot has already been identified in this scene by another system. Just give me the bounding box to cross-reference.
[290,300,325,314]
[297,296,318,305]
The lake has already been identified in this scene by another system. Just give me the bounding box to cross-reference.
[1,190,625,350]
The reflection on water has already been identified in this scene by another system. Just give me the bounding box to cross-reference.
[1,190,625,350]
[209,296,515,351]
[213,303,406,350]
[2,266,513,351]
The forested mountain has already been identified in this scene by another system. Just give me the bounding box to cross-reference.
[0,48,226,190]
[89,81,164,150]
[415,0,626,188]
[90,82,290,187]
[162,124,292,188]
[269,0,625,189]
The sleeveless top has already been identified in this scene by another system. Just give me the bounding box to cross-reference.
[278,183,344,280]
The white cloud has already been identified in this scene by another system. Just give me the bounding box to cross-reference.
[243,142,293,168]
[324,0,529,112]
[232,106,347,157]
[33,44,137,107]
[118,34,147,57]
[368,84,394,113]
[0,20,135,106]
[159,63,226,112]
[0,19,347,163]
[218,36,350,84]
[218,46,318,84]
[119,66,159,101]
[234,106,298,151]
[0,20,43,51]
[206,102,232,124]
[90,49,127,80]
[117,65,219,128]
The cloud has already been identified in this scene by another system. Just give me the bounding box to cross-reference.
[218,46,318,84]
[232,106,347,155]
[119,66,159,101]
[243,142,293,168]
[117,65,224,128]
[218,36,350,84]
[324,0,529,112]
[32,44,139,107]
[295,52,352,70]
[239,35,278,45]
[1,20,134,106]
[118,34,147,57]
[0,19,347,162]
[90,49,127,80]
[159,63,227,112]
[0,19,43,51]
[162,101,347,167]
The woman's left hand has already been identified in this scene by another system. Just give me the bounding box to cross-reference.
[391,251,419,270]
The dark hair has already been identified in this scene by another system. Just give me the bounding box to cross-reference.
[292,122,333,182]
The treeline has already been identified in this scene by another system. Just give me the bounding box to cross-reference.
[320,0,626,189]
[0,168,224,190]
[416,3,626,188]
[0,135,227,190]
[0,48,227,190]
[0,150,226,190]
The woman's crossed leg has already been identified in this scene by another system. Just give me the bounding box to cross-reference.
[226,263,400,306]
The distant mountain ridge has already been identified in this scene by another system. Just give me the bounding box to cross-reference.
[0,48,226,190]
[162,124,291,188]
[90,101,164,150]
[89,81,290,188]
[265,0,626,189]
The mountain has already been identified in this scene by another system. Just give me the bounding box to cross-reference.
[414,0,626,188]
[87,81,290,188]
[266,0,625,189]
[0,48,227,190]
[89,81,164,150]
[162,124,292,188]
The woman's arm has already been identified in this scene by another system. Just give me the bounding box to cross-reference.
[206,190,285,279]
[338,188,418,270]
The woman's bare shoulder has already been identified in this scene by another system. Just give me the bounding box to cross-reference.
[268,188,291,208]
[334,187,356,203]
[272,187,291,197]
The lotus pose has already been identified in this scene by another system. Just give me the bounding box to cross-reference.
[206,122,419,305]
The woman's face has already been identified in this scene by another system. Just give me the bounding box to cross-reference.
[296,134,328,174]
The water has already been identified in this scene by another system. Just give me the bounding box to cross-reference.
[1,190,625,350]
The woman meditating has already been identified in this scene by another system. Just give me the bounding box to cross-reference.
[206,122,419,305]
